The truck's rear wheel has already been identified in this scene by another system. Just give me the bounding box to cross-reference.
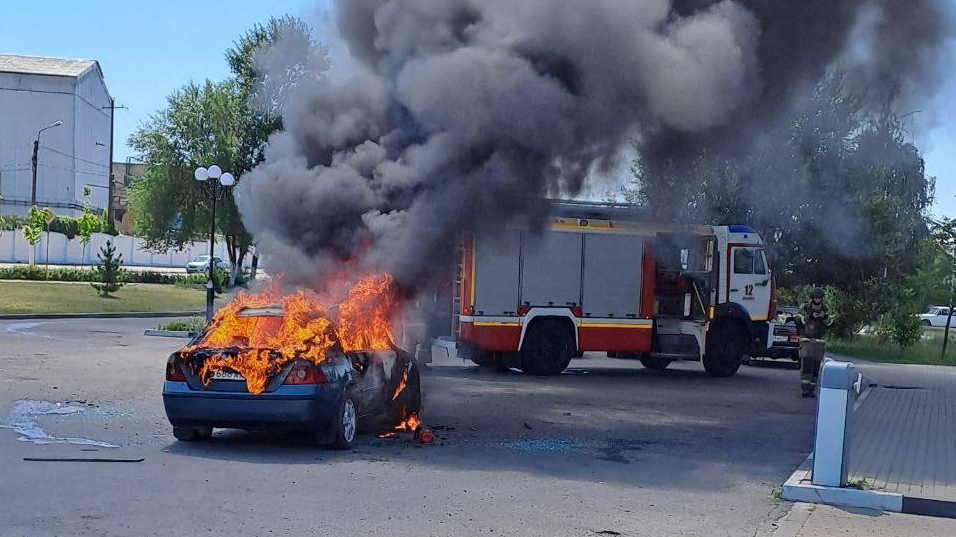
[520,319,574,376]
[703,321,747,377]
[640,356,671,370]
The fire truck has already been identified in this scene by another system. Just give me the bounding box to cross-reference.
[452,201,775,377]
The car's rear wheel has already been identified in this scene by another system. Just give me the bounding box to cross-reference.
[332,394,358,450]
[173,426,212,442]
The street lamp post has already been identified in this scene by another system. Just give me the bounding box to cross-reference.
[194,165,235,323]
[31,120,64,206]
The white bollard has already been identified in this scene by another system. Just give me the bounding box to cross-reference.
[812,360,858,487]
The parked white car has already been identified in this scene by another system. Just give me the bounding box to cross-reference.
[916,306,956,327]
[185,255,231,274]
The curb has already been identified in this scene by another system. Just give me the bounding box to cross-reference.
[0,312,201,320]
[781,455,956,519]
[144,329,199,339]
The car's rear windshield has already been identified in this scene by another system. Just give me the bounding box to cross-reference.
[196,307,337,351]
[197,306,286,348]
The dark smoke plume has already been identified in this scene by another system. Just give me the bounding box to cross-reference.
[236,0,951,290]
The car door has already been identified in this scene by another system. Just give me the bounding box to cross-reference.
[728,246,772,320]
[354,350,396,415]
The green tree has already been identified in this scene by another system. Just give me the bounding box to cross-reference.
[91,239,125,297]
[629,71,934,311]
[77,186,101,260]
[128,16,322,287]
[22,206,51,265]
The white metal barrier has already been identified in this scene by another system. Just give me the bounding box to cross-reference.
[812,360,866,487]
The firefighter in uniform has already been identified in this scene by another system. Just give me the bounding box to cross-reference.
[798,287,832,397]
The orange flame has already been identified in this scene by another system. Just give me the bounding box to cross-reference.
[183,274,397,395]
[395,413,421,432]
[391,367,408,401]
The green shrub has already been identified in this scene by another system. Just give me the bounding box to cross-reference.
[877,305,924,349]
[0,266,208,285]
[159,317,206,332]
[213,267,229,295]
[48,216,81,239]
[0,215,27,231]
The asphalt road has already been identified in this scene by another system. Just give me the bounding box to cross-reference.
[0,318,815,537]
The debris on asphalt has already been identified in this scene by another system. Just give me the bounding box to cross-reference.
[416,427,434,445]
[0,400,118,448]
[500,439,583,453]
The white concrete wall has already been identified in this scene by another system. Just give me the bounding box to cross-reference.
[0,230,230,268]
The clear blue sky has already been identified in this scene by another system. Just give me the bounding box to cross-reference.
[2,1,953,217]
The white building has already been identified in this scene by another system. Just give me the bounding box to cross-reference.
[0,53,113,218]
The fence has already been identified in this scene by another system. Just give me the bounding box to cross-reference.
[0,230,228,267]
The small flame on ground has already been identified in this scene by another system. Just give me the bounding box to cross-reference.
[396,413,422,432]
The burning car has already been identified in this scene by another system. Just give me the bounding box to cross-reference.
[162,277,422,449]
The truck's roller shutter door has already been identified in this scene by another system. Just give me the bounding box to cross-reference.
[583,234,643,317]
[520,231,583,307]
[474,231,520,315]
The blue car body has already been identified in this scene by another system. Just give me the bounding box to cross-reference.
[162,332,421,447]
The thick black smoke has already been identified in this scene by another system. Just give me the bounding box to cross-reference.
[236,0,951,290]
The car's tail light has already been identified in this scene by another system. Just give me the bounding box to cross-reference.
[283,362,328,385]
[166,360,187,382]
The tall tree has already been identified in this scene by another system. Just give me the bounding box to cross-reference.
[128,16,323,285]
[128,79,248,275]
[628,71,934,297]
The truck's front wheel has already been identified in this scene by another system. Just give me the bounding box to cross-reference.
[640,356,672,371]
[703,321,747,377]
[520,319,574,376]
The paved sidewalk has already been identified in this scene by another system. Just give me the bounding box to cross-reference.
[848,361,956,504]
[771,503,956,537]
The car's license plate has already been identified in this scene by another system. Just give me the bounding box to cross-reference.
[773,335,788,342]
[211,369,244,381]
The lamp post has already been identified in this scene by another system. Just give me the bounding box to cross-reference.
[31,120,64,206]
[194,165,235,323]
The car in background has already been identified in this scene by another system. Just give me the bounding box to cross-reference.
[917,306,956,327]
[185,255,231,274]
[162,306,422,449]
[758,306,801,361]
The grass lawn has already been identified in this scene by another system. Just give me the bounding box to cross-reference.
[829,331,956,366]
[0,280,231,314]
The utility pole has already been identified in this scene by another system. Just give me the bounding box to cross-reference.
[943,248,956,361]
[31,121,64,207]
[107,97,115,228]
[101,99,125,228]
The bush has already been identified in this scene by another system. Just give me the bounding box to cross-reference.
[0,215,27,231]
[48,216,81,239]
[0,265,208,285]
[159,317,206,332]
[213,266,229,295]
[876,306,924,349]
